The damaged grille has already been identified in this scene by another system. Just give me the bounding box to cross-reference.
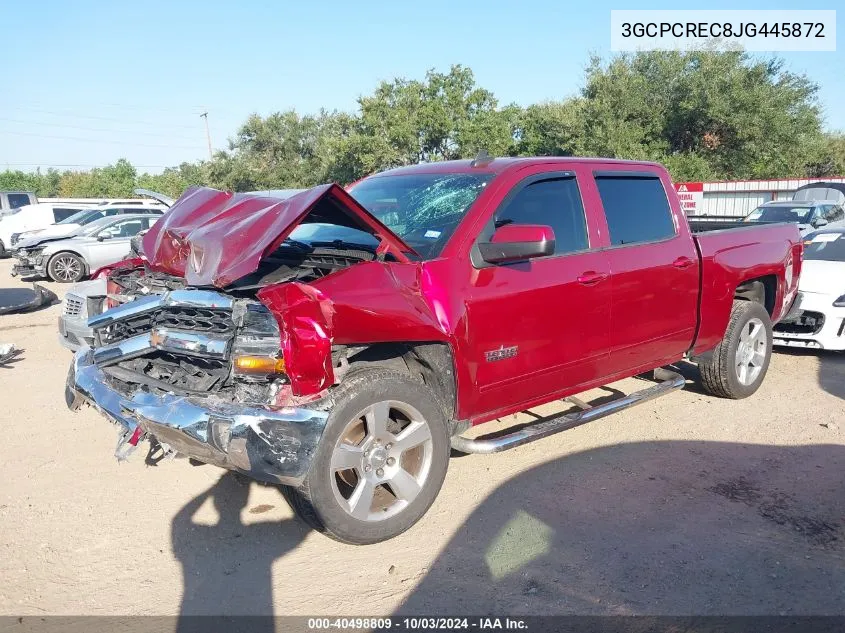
[99,306,234,345]
[89,289,280,401]
[106,352,231,394]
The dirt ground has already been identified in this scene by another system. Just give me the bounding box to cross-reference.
[0,256,843,617]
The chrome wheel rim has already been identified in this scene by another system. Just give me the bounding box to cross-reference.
[330,400,433,522]
[53,256,81,281]
[735,317,767,386]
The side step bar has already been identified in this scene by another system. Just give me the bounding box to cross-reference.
[450,368,686,454]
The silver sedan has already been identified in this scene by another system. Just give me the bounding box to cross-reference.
[12,214,158,283]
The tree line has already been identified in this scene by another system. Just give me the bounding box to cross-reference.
[3,50,844,200]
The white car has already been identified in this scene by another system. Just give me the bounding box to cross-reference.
[0,202,100,255]
[773,227,845,351]
[743,200,845,236]
[10,201,164,247]
[57,278,107,351]
[12,214,159,283]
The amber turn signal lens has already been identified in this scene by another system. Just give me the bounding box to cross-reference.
[233,355,286,375]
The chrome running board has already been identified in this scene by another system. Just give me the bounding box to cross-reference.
[450,368,686,454]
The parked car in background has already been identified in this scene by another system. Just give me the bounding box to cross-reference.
[0,191,37,217]
[10,201,165,247]
[743,200,845,235]
[0,202,100,256]
[13,214,159,282]
[792,181,845,205]
[56,188,299,351]
[58,278,107,351]
[773,227,845,351]
[66,157,801,544]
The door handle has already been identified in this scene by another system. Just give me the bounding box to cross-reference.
[673,257,694,269]
[577,271,609,285]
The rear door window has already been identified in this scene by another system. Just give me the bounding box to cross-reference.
[594,175,676,246]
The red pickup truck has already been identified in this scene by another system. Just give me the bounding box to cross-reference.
[66,157,802,544]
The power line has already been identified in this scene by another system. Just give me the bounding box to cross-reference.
[0,106,203,130]
[0,129,206,151]
[1,162,176,169]
[0,116,205,141]
[1,102,245,117]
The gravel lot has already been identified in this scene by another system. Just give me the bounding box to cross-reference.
[0,256,843,617]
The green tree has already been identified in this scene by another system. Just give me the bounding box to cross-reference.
[578,51,824,180]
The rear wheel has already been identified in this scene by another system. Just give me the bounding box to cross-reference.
[283,369,450,544]
[699,299,773,399]
[48,252,85,283]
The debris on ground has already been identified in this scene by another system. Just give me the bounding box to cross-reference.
[0,284,59,315]
[0,344,23,366]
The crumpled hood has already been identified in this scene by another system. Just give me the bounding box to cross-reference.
[141,184,418,287]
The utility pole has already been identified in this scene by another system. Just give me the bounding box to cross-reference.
[199,111,212,160]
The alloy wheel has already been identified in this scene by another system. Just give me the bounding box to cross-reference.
[330,400,434,522]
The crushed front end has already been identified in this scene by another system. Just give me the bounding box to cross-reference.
[65,285,329,485]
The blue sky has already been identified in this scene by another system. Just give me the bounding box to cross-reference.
[2,0,842,173]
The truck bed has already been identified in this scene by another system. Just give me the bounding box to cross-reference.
[687,216,796,234]
[687,215,746,232]
[691,221,803,355]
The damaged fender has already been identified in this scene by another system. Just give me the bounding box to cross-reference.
[257,261,456,398]
[258,282,336,396]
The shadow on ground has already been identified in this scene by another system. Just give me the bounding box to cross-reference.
[775,348,845,401]
[398,441,845,615]
[173,442,845,619]
[171,473,309,630]
[818,352,845,400]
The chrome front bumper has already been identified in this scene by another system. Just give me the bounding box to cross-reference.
[65,350,329,485]
[58,315,94,351]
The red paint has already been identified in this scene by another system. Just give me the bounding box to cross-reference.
[258,282,336,395]
[692,225,802,355]
[110,157,801,424]
[90,257,146,281]
[490,223,554,244]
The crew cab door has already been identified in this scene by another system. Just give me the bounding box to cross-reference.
[591,168,700,374]
[463,167,612,418]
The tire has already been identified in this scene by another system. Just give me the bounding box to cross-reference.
[283,369,451,545]
[0,240,6,258]
[47,252,86,283]
[699,299,773,399]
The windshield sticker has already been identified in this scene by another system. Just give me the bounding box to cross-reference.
[811,233,841,243]
[424,230,442,239]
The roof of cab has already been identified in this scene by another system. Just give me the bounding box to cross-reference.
[365,156,666,178]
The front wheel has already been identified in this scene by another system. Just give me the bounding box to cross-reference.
[699,299,773,399]
[283,369,451,544]
[48,252,86,283]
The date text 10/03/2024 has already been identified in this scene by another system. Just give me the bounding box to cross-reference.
[307,617,529,630]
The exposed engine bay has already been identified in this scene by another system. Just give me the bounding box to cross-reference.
[96,238,373,408]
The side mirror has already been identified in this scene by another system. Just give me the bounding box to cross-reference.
[96,234,106,242]
[478,224,555,264]
[814,218,828,228]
